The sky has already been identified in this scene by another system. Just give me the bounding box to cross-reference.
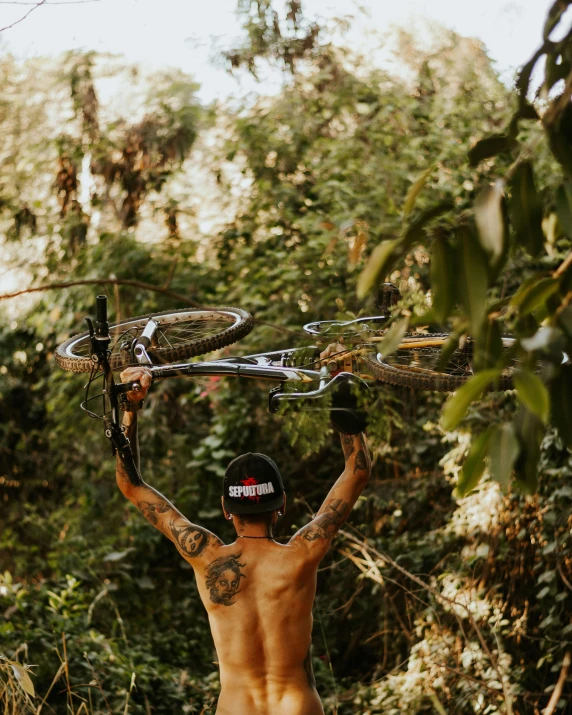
[0,0,557,102]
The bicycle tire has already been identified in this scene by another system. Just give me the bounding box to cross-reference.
[362,336,514,392]
[55,306,253,373]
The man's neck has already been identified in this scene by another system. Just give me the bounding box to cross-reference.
[234,516,274,539]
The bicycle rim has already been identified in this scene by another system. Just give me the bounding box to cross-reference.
[303,317,388,338]
[55,306,253,373]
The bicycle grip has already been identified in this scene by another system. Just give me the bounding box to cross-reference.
[95,295,109,340]
[96,295,107,323]
[115,382,142,394]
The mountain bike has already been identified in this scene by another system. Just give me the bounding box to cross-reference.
[55,289,516,481]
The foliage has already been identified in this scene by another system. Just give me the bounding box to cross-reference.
[0,1,571,713]
[357,0,572,499]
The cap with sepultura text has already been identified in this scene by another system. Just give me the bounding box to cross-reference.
[223,453,285,515]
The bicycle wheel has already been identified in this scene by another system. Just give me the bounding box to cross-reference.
[56,306,253,373]
[362,336,515,392]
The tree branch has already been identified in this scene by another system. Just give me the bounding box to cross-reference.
[0,0,47,32]
[0,277,306,336]
[0,1,99,4]
[0,278,204,307]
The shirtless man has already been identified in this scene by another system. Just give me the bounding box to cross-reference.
[116,365,371,715]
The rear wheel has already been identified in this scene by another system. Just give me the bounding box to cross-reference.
[55,306,253,373]
[362,336,515,392]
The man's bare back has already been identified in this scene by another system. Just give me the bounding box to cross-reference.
[200,539,322,714]
[115,366,371,714]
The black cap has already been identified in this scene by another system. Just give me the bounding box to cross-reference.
[223,453,285,515]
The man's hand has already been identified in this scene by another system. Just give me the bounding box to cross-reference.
[119,366,153,407]
[319,342,348,369]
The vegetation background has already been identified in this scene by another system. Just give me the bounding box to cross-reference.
[1,1,572,713]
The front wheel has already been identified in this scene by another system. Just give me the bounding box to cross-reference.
[55,306,253,373]
[362,336,515,392]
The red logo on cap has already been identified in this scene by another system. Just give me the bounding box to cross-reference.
[240,477,261,502]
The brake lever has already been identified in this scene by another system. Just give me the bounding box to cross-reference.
[114,382,142,395]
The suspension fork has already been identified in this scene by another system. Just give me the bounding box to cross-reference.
[87,295,143,487]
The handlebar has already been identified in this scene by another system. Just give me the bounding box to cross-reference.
[95,295,109,340]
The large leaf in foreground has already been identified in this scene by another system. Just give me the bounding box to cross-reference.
[513,370,549,424]
[468,134,518,167]
[455,426,494,498]
[441,368,501,431]
[376,317,409,358]
[403,165,434,222]
[356,239,398,299]
[509,161,544,256]
[487,422,520,492]
[458,227,489,336]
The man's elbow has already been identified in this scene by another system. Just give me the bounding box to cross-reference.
[116,469,135,500]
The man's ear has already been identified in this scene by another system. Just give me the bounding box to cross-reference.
[221,496,230,520]
[281,492,287,515]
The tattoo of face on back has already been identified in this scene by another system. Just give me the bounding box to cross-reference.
[301,498,350,542]
[205,554,245,606]
[137,500,172,526]
[169,516,210,558]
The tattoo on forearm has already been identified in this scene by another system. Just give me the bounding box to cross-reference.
[137,500,172,526]
[303,646,316,688]
[169,517,211,557]
[354,449,368,474]
[205,554,245,606]
[301,498,350,542]
[341,434,355,460]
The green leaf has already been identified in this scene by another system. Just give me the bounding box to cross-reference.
[509,162,544,256]
[487,422,520,492]
[456,427,494,497]
[473,318,502,371]
[357,239,399,300]
[402,201,454,249]
[458,227,489,336]
[513,370,549,424]
[431,236,455,322]
[468,134,518,167]
[7,661,35,698]
[510,276,559,317]
[475,181,505,261]
[377,317,409,359]
[436,330,464,373]
[403,165,434,222]
[513,407,544,493]
[441,368,501,431]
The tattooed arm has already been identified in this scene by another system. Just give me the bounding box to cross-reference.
[289,432,371,557]
[115,367,223,563]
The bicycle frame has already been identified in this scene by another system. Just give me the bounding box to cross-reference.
[84,296,369,446]
[117,349,367,416]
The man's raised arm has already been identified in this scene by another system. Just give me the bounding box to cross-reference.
[115,367,222,564]
[289,431,370,557]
